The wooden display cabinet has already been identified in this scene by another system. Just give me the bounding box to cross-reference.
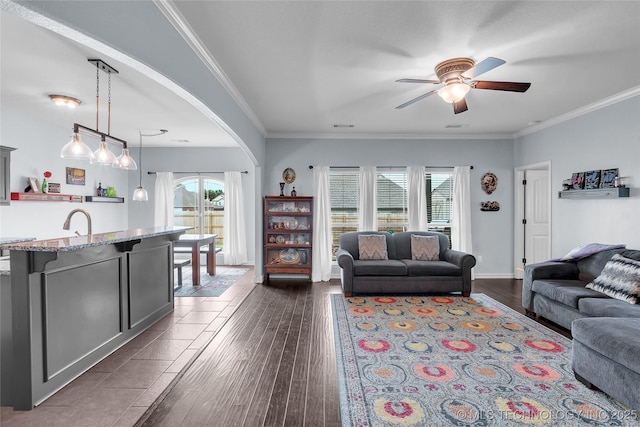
[264,196,313,281]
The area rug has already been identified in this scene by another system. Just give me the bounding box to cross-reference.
[331,294,639,426]
[173,266,249,297]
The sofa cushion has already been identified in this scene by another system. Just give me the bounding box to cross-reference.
[393,231,449,260]
[353,259,407,276]
[586,254,640,304]
[572,317,640,375]
[579,298,640,318]
[411,234,439,261]
[402,260,460,277]
[576,248,628,282]
[531,279,608,309]
[358,234,388,260]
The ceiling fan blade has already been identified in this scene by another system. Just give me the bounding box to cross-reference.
[472,80,531,92]
[396,78,440,84]
[395,89,438,109]
[453,98,468,114]
[461,57,505,79]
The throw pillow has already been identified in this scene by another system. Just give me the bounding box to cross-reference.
[586,254,640,304]
[550,242,626,262]
[358,234,388,260]
[411,234,440,261]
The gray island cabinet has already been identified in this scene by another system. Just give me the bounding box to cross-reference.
[0,226,189,410]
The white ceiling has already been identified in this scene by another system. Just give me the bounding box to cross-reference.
[2,1,640,146]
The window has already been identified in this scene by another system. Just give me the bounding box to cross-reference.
[329,169,453,254]
[173,176,224,248]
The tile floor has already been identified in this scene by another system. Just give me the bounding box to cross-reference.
[0,267,257,427]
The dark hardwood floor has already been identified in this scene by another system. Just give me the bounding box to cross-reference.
[138,278,570,426]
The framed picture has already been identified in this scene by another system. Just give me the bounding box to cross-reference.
[584,170,601,189]
[600,168,618,188]
[66,167,85,185]
[47,182,61,193]
[28,177,41,193]
[571,172,585,190]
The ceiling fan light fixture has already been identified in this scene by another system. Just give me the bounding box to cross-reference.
[49,94,81,109]
[438,83,470,103]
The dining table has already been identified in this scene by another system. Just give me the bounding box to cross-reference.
[174,234,218,285]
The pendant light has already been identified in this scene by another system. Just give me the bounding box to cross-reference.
[132,129,168,202]
[60,132,93,159]
[60,59,136,170]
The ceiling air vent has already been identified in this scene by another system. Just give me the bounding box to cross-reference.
[444,124,468,128]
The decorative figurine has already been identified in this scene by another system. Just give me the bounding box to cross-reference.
[290,186,297,196]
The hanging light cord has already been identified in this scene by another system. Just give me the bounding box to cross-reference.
[95,65,100,132]
[138,130,168,186]
[107,71,112,135]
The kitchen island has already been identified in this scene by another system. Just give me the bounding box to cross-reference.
[0,226,189,410]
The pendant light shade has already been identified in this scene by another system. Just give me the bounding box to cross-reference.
[115,148,137,170]
[60,133,93,159]
[92,140,118,165]
[132,186,148,201]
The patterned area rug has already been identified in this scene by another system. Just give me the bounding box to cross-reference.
[331,294,638,426]
[173,266,249,297]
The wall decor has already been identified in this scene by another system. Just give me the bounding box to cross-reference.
[600,168,618,188]
[47,182,61,194]
[66,167,85,185]
[584,170,601,189]
[571,172,585,190]
[480,201,500,211]
[282,167,296,184]
[481,172,497,194]
[28,177,41,193]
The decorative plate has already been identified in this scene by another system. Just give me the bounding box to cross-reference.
[276,235,285,244]
[481,172,498,194]
[282,167,296,184]
[279,248,300,264]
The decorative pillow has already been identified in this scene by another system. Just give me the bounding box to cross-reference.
[358,235,388,260]
[586,254,640,304]
[550,243,626,262]
[411,234,440,261]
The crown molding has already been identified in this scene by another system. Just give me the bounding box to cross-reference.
[154,0,268,137]
[266,132,515,140]
[515,86,640,138]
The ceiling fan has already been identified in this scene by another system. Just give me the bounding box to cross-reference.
[395,57,531,114]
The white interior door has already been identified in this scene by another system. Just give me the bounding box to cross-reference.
[524,169,550,266]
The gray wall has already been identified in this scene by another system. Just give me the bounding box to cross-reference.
[265,137,515,277]
[127,147,257,265]
[514,96,640,257]
[1,109,129,239]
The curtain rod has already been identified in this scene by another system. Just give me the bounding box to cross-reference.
[308,165,473,170]
[147,171,248,175]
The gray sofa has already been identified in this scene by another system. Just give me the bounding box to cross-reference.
[523,247,640,411]
[336,231,476,296]
[522,247,640,329]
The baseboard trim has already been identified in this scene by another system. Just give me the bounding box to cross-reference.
[474,273,516,279]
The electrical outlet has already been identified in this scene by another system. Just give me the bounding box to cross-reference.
[478,255,483,263]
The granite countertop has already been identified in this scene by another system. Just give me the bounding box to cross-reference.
[0,226,191,253]
[0,256,10,276]
[0,237,37,245]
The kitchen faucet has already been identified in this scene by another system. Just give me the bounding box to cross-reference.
[63,209,92,236]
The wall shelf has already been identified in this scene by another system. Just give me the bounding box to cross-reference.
[10,192,82,202]
[558,187,629,199]
[85,196,125,203]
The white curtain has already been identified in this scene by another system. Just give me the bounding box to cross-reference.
[407,166,427,231]
[358,166,377,231]
[452,166,473,254]
[312,166,332,282]
[223,171,248,265]
[153,172,174,227]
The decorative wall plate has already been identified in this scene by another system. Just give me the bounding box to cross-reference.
[283,167,296,184]
[481,172,498,194]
